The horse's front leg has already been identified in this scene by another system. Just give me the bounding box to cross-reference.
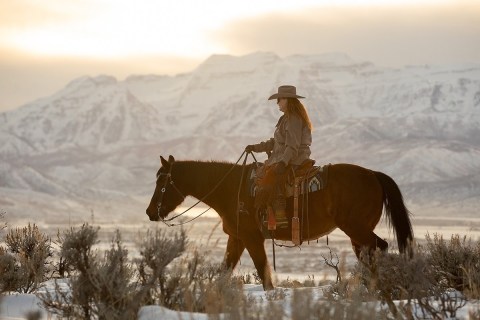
[243,233,274,290]
[223,235,245,269]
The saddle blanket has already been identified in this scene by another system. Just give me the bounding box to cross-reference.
[248,164,330,198]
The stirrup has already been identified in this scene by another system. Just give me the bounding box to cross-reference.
[275,216,289,229]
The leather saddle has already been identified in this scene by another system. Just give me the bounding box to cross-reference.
[253,159,316,208]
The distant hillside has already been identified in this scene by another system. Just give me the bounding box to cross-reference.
[1,52,479,220]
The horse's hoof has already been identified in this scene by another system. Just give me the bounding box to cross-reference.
[263,284,275,291]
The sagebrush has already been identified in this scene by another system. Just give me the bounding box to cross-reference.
[2,215,480,320]
[0,223,52,293]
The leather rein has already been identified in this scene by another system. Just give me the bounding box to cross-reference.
[157,151,257,227]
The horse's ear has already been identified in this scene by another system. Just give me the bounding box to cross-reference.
[160,156,169,168]
[168,155,175,163]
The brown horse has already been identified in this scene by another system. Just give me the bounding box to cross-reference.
[146,155,414,290]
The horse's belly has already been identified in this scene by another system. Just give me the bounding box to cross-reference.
[300,221,337,241]
[302,226,337,241]
[273,223,337,242]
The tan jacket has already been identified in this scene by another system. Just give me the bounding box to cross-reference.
[253,114,312,166]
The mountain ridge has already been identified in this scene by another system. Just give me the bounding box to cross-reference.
[1,52,479,220]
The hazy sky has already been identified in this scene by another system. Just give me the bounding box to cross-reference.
[1,0,479,111]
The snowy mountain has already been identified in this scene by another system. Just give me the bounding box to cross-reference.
[0,52,479,220]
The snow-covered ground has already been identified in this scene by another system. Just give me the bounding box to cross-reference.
[2,205,480,319]
[2,284,480,319]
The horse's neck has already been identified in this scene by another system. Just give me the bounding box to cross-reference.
[175,161,240,213]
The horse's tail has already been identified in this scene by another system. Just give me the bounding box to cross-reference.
[373,171,414,255]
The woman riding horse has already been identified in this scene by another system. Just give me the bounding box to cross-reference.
[146,155,413,291]
[245,85,313,228]
[146,87,414,290]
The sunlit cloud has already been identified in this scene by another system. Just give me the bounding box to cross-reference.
[0,0,466,59]
[0,0,479,110]
[212,2,480,67]
[0,0,323,58]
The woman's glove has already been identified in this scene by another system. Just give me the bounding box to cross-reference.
[274,162,287,175]
[245,145,255,153]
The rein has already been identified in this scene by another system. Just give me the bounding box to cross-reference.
[158,151,254,227]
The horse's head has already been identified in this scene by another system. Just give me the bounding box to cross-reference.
[146,155,185,221]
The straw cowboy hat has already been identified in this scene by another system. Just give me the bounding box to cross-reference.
[268,85,305,100]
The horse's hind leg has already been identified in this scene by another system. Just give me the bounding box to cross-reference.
[223,235,245,269]
[350,234,388,259]
[342,225,388,258]
[375,234,388,251]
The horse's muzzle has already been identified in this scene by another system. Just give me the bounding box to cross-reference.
[146,208,158,221]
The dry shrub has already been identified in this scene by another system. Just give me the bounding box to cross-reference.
[424,233,480,298]
[322,240,474,319]
[40,225,248,319]
[321,247,344,283]
[40,224,144,319]
[293,288,386,320]
[277,277,303,289]
[263,300,286,320]
[236,271,261,285]
[470,307,480,320]
[50,230,76,279]
[25,310,42,320]
[0,223,52,293]
[0,211,4,310]
[136,227,187,307]
[247,295,285,320]
[302,275,317,287]
[265,287,287,301]
[140,228,249,318]
[0,248,20,293]
[464,265,480,299]
[354,249,471,319]
[40,224,99,319]
[355,250,434,300]
[138,234,246,317]
[90,231,141,319]
[0,211,6,233]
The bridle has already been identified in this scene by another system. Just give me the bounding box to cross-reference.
[155,151,257,227]
[156,163,186,222]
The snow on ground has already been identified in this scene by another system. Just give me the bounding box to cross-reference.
[1,285,480,319]
[2,205,480,319]
[1,294,43,320]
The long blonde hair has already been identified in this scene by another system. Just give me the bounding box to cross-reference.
[286,98,313,131]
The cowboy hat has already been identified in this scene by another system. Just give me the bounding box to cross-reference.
[268,85,305,100]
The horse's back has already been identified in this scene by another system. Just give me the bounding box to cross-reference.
[326,163,384,225]
[329,163,373,174]
[328,163,380,187]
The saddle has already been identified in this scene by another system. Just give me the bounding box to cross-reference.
[248,161,330,244]
[250,160,328,203]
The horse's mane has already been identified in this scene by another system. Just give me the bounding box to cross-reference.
[170,159,250,201]
[173,160,244,173]
[176,159,235,165]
